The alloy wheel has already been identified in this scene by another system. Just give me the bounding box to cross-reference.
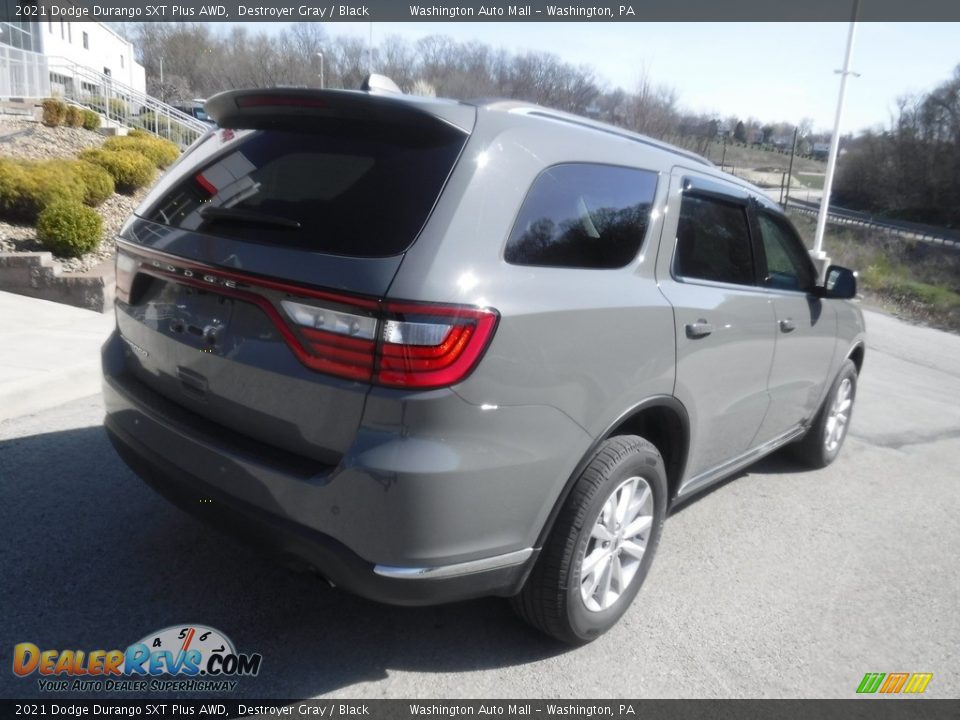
[578,476,654,612]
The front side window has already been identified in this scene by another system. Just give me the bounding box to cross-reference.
[757,212,816,292]
[674,193,755,286]
[505,163,657,269]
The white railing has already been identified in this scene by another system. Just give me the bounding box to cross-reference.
[46,56,209,148]
[0,46,50,99]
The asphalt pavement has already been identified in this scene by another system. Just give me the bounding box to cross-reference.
[0,308,957,699]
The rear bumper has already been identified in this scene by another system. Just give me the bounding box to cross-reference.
[101,331,589,605]
[105,414,534,605]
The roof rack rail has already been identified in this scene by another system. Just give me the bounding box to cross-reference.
[527,109,712,167]
[468,98,712,168]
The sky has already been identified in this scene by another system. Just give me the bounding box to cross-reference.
[255,21,959,133]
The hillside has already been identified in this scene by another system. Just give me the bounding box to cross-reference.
[0,116,149,273]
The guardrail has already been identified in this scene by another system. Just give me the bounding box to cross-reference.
[46,57,209,148]
[786,197,960,251]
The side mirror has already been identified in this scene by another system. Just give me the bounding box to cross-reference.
[819,265,857,299]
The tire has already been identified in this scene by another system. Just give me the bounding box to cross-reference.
[791,359,858,469]
[512,435,668,645]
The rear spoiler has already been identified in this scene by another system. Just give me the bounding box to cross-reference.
[205,88,476,134]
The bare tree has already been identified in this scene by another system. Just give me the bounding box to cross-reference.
[835,64,960,227]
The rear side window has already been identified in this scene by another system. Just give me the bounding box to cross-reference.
[674,194,755,286]
[504,163,658,269]
[139,122,467,257]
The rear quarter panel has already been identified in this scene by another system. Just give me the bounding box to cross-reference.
[388,109,678,439]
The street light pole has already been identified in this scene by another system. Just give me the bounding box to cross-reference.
[813,0,861,262]
[783,125,799,211]
[316,52,324,89]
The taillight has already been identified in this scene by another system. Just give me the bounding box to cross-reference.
[118,244,497,390]
[280,299,379,382]
[280,298,498,389]
[378,303,498,388]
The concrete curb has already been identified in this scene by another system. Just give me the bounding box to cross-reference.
[0,252,116,313]
[0,291,113,423]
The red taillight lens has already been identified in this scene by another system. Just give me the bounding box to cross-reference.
[300,328,376,382]
[120,245,497,389]
[280,298,498,389]
[377,303,497,389]
[281,299,378,382]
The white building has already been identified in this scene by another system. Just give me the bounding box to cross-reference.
[1,19,144,99]
[43,21,145,95]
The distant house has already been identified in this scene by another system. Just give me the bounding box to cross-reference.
[771,135,793,150]
[812,142,831,160]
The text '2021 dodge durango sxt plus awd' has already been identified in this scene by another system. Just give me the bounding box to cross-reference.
[102,83,865,644]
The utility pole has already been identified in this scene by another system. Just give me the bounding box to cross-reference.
[783,125,799,210]
[368,22,374,74]
[317,52,324,89]
[813,0,861,268]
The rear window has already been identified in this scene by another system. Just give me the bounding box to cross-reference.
[504,163,658,269]
[139,122,467,257]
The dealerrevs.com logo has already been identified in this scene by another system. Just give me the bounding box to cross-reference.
[13,625,262,693]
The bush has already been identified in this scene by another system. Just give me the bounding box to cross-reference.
[104,135,180,168]
[63,105,83,128]
[0,158,86,222]
[36,200,103,258]
[134,115,186,145]
[79,148,156,194]
[84,96,127,121]
[108,98,127,121]
[69,160,115,206]
[128,128,150,138]
[41,98,67,127]
[134,111,157,131]
[81,109,101,131]
[158,125,185,146]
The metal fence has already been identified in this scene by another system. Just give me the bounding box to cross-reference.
[786,197,960,251]
[46,56,209,148]
[0,45,49,99]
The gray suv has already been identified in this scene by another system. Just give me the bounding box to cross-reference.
[102,86,865,644]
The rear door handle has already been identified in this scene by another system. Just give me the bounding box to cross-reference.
[779,318,796,333]
[685,320,714,338]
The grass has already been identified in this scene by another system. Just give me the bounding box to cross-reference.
[795,172,825,190]
[706,140,827,174]
[788,210,960,333]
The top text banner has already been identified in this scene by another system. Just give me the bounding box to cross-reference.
[7,0,960,22]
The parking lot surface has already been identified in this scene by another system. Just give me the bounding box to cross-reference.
[1,309,957,699]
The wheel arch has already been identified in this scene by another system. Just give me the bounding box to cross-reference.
[534,395,690,548]
[847,341,865,374]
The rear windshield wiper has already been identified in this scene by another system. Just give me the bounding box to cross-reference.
[199,206,302,229]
